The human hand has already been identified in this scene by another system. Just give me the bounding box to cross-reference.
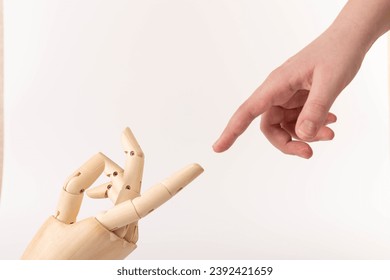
[213,20,371,158]
[22,128,203,260]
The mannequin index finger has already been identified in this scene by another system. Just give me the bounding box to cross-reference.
[96,163,204,231]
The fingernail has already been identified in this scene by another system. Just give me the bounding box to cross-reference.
[298,120,317,139]
[300,148,312,159]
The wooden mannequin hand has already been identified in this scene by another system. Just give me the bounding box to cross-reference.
[21,128,203,260]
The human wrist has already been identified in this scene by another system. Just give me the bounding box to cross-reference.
[330,0,390,55]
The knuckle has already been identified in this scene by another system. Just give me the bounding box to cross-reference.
[245,103,258,120]
[306,99,328,116]
[266,66,286,85]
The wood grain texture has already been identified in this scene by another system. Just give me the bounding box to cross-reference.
[22,216,136,260]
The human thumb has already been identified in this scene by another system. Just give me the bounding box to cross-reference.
[296,75,339,140]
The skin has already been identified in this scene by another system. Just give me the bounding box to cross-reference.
[213,0,390,159]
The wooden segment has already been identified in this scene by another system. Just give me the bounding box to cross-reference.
[81,152,126,202]
[86,129,145,239]
[132,184,171,217]
[121,128,144,191]
[100,152,125,206]
[64,153,105,194]
[56,153,107,223]
[86,182,111,199]
[108,174,140,205]
[22,216,136,260]
[125,224,139,244]
[122,127,144,194]
[107,179,122,202]
[110,176,132,238]
[114,225,129,239]
[101,153,123,178]
[99,153,130,205]
[122,127,144,157]
[96,200,140,231]
[55,189,84,224]
[96,163,204,231]
[116,128,144,239]
[161,163,204,195]
[123,155,144,195]
[114,186,140,204]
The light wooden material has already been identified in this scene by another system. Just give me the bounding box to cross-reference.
[55,189,84,224]
[86,128,144,205]
[86,182,111,199]
[96,163,204,231]
[22,217,136,260]
[86,128,146,239]
[119,127,145,240]
[55,153,105,224]
[100,153,125,203]
[64,153,105,194]
[22,128,203,259]
[122,127,144,195]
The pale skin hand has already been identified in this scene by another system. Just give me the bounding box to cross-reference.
[213,0,390,158]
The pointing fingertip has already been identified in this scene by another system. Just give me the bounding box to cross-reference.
[213,134,234,153]
[299,152,312,159]
[327,130,335,140]
[212,142,223,153]
[297,147,313,159]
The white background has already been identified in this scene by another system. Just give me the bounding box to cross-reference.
[1,0,389,259]
[3,260,390,280]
